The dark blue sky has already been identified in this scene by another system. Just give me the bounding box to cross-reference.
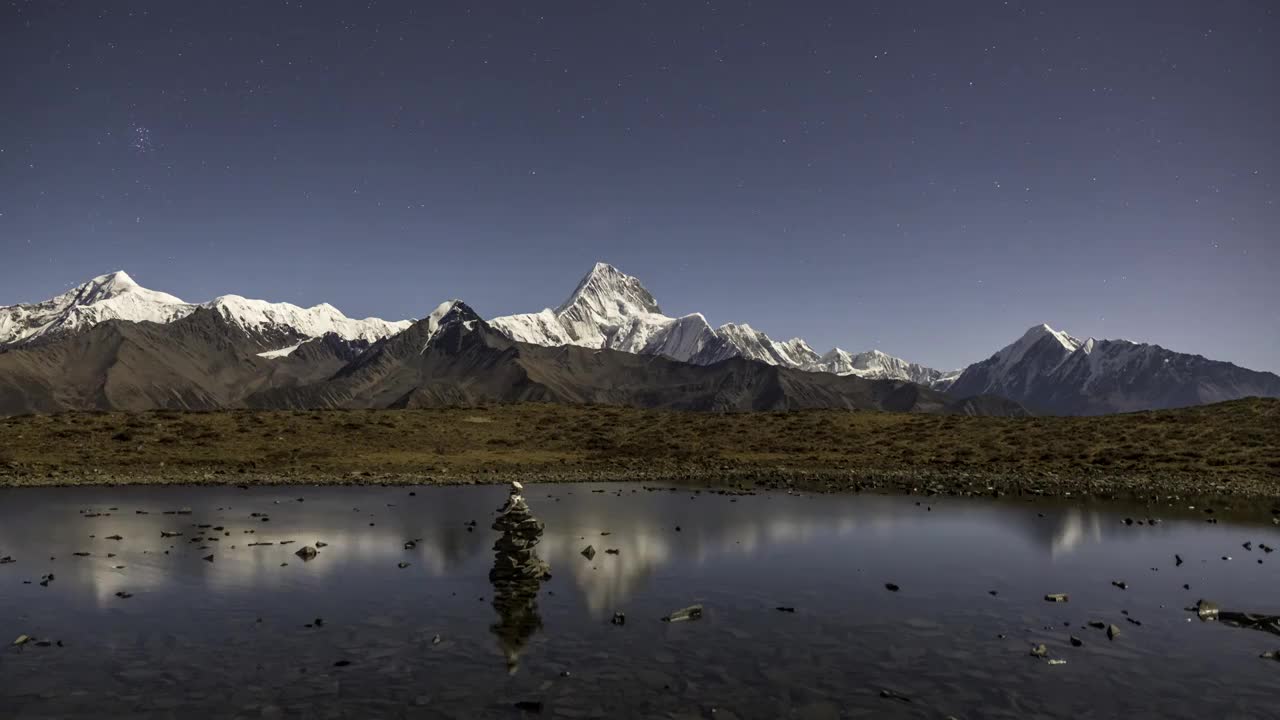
[1,1,1276,372]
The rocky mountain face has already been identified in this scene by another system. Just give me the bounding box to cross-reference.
[0,298,1025,417]
[947,324,1280,415]
[251,302,1025,414]
[0,271,411,351]
[1,266,1275,416]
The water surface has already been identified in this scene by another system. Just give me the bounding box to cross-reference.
[1,483,1277,719]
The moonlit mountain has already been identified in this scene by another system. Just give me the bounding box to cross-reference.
[0,265,1275,416]
[0,271,412,351]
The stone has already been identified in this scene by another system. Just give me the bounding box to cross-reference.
[398,562,410,569]
[580,545,596,560]
[611,612,626,626]
[776,606,796,613]
[879,690,912,703]
[12,634,30,647]
[203,554,215,562]
[1029,643,1048,658]
[295,546,318,561]
[1044,593,1069,603]
[662,604,703,623]
[884,583,900,592]
[1107,624,1121,640]
[1112,581,1128,590]
[1070,635,1083,647]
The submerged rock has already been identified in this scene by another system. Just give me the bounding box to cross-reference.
[1030,643,1048,658]
[1044,593,1069,603]
[1188,599,1280,637]
[580,545,596,560]
[1107,624,1121,640]
[295,546,318,561]
[662,604,704,623]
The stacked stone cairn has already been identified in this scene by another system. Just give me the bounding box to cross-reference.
[489,481,551,673]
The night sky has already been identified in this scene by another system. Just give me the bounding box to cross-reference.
[1,1,1276,372]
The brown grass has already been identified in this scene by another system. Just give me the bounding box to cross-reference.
[0,399,1275,488]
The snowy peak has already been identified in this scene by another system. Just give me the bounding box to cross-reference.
[556,262,662,318]
[0,271,411,349]
[1014,323,1081,355]
[0,271,194,347]
[490,261,950,384]
[811,346,952,386]
[205,294,411,344]
[414,300,485,352]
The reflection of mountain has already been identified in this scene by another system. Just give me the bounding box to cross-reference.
[0,486,1156,617]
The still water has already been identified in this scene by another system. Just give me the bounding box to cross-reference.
[1,483,1277,719]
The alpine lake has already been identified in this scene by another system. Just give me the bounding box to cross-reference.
[1,482,1277,719]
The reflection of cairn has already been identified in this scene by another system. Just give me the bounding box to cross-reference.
[489,481,551,674]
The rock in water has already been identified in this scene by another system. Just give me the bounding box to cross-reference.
[662,604,704,623]
[295,546,318,561]
[1044,593,1069,603]
[489,481,551,674]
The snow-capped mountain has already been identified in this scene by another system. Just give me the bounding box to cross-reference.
[0,271,411,350]
[0,271,194,347]
[491,262,949,384]
[492,263,723,362]
[811,348,960,387]
[947,323,1280,415]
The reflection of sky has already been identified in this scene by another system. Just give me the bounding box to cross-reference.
[0,484,1265,620]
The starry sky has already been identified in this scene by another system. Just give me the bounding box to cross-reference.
[1,1,1276,372]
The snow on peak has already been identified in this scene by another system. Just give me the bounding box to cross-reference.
[1017,323,1081,352]
[0,270,193,346]
[555,262,662,318]
[417,299,480,352]
[205,294,411,344]
[489,261,947,382]
[0,270,413,349]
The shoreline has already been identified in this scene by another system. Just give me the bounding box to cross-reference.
[3,464,1277,520]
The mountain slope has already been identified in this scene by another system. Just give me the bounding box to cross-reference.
[0,271,411,350]
[948,324,1280,415]
[0,309,274,414]
[251,301,1025,415]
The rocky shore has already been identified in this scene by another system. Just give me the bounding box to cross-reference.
[3,460,1277,517]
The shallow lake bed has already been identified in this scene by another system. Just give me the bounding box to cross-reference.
[1,483,1277,719]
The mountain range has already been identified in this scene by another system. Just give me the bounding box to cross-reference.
[0,263,1276,416]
